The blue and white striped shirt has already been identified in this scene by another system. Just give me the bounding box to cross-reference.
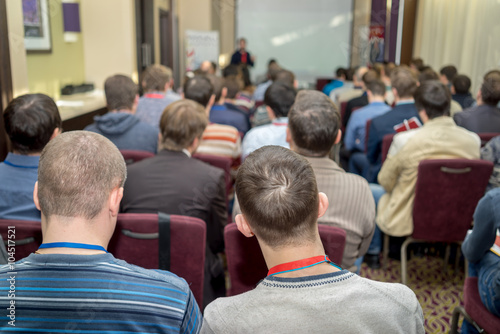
[0,253,201,333]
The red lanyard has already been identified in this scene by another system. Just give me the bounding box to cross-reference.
[267,255,341,276]
[144,93,165,99]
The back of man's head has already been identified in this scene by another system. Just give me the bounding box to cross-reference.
[481,75,500,106]
[38,131,126,220]
[222,64,241,78]
[223,75,243,99]
[288,90,340,157]
[4,93,62,155]
[184,75,214,107]
[410,58,425,70]
[142,65,172,92]
[354,67,369,84]
[440,65,458,82]
[268,63,282,81]
[207,74,224,102]
[452,75,471,95]
[362,70,379,87]
[391,67,418,99]
[366,79,386,97]
[336,67,347,79]
[159,99,208,151]
[383,63,396,79]
[105,75,138,111]
[264,82,296,118]
[236,145,319,248]
[418,67,439,83]
[414,81,450,119]
[275,70,295,87]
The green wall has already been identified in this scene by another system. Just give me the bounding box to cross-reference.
[26,1,85,99]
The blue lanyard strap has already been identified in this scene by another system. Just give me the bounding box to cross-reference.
[3,160,38,169]
[38,242,108,253]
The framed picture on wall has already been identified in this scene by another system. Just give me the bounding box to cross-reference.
[22,0,52,52]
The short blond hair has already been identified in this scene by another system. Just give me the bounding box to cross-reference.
[38,131,127,220]
[159,100,208,151]
[142,64,173,92]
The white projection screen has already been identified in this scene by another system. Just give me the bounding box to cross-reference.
[236,0,354,87]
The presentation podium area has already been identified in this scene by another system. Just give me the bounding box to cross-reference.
[57,90,107,131]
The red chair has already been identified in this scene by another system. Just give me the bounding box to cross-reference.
[382,159,493,284]
[478,132,500,147]
[224,223,346,296]
[365,119,372,154]
[340,101,348,133]
[381,133,395,163]
[0,220,42,260]
[316,78,335,91]
[120,150,154,165]
[450,277,500,333]
[108,213,206,306]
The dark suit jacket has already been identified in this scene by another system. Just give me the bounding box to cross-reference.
[121,149,227,255]
[367,102,420,165]
[343,93,369,129]
[454,104,500,133]
[230,50,254,67]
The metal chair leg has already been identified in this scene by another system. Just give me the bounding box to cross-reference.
[449,305,485,334]
[383,234,390,270]
[444,243,451,272]
[401,237,413,285]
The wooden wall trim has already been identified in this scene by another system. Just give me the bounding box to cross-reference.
[0,0,13,161]
[400,0,417,65]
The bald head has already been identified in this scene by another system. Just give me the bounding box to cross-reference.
[38,131,127,220]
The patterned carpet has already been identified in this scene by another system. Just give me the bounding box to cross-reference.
[359,255,465,334]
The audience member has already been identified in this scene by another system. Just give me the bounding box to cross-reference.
[0,131,201,333]
[200,60,217,75]
[222,64,241,78]
[480,135,500,191]
[222,75,251,133]
[366,67,420,181]
[184,75,242,161]
[454,71,500,132]
[135,64,181,130]
[233,66,255,112]
[230,37,254,67]
[410,58,425,72]
[253,62,281,102]
[345,79,391,156]
[336,66,368,104]
[343,69,379,129]
[241,82,296,159]
[0,94,61,221]
[121,100,227,307]
[208,75,250,134]
[202,145,424,333]
[367,81,480,265]
[419,67,463,116]
[329,67,355,103]
[461,188,500,334]
[254,58,277,85]
[452,74,475,110]
[85,74,158,153]
[439,65,458,88]
[287,90,376,272]
[322,67,347,96]
[382,62,396,105]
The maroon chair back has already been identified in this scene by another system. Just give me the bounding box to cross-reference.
[340,101,348,133]
[224,223,346,296]
[0,220,42,260]
[381,133,395,162]
[365,119,372,154]
[412,159,492,242]
[463,277,500,332]
[193,153,233,199]
[108,213,206,306]
[478,133,500,147]
[316,78,335,91]
[120,150,155,165]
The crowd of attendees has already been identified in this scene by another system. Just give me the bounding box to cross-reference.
[0,55,499,333]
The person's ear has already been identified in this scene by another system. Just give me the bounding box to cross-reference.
[221,87,228,100]
[317,192,329,219]
[286,127,292,144]
[109,186,123,218]
[418,109,429,123]
[334,130,342,145]
[392,87,398,99]
[235,214,255,238]
[181,92,185,99]
[266,105,276,120]
[33,181,40,211]
[50,127,61,140]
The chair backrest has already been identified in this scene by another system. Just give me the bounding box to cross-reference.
[477,133,500,147]
[381,133,395,162]
[340,101,348,133]
[365,119,372,154]
[316,78,335,91]
[0,220,42,260]
[224,223,346,296]
[108,213,206,306]
[193,153,233,198]
[412,159,493,241]
[120,150,155,165]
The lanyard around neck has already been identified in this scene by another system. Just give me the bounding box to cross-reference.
[267,255,341,276]
[144,93,165,99]
[38,242,108,253]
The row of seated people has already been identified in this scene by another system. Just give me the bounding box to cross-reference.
[0,90,426,332]
[0,62,498,332]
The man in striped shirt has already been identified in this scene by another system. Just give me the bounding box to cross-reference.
[0,131,201,333]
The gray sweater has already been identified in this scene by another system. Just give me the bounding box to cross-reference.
[201,270,424,334]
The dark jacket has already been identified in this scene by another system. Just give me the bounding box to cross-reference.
[454,104,500,133]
